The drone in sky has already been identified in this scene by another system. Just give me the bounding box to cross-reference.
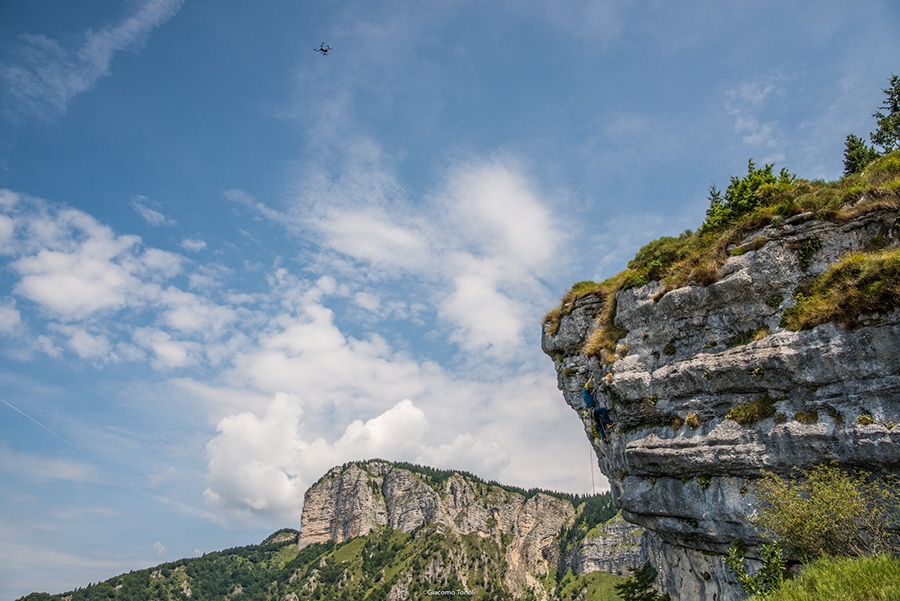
[314,43,331,56]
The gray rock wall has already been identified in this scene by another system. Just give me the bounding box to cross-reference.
[543,208,900,600]
[565,513,647,576]
[298,461,578,599]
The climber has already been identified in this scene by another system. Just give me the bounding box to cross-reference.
[582,375,614,441]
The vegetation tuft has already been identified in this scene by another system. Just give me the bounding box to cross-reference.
[749,554,900,601]
[726,393,778,425]
[781,248,900,330]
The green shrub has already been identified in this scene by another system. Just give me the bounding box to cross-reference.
[727,394,777,425]
[751,464,900,561]
[702,160,795,232]
[726,540,786,597]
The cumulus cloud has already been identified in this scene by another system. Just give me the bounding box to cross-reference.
[203,394,427,526]
[1,0,185,122]
[0,193,183,323]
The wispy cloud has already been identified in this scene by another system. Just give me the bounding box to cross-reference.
[132,196,175,227]
[725,74,788,164]
[0,444,94,481]
[181,238,207,253]
[1,0,184,123]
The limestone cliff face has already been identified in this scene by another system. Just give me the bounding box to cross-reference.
[298,461,643,599]
[543,208,900,600]
[564,514,645,576]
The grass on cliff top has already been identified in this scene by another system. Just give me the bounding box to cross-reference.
[748,554,900,601]
[781,247,900,330]
[543,152,900,355]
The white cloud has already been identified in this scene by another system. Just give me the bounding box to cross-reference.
[203,394,427,526]
[440,264,527,356]
[51,324,112,360]
[153,541,166,557]
[181,238,207,252]
[148,466,176,487]
[353,291,380,312]
[0,215,14,251]
[1,0,185,122]
[159,287,237,335]
[4,199,182,321]
[35,335,63,358]
[133,327,199,369]
[229,303,426,413]
[132,197,174,227]
[725,75,787,163]
[441,161,558,271]
[0,300,23,336]
[416,434,511,477]
[314,208,431,271]
[274,145,563,363]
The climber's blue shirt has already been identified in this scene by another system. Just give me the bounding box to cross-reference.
[582,387,596,409]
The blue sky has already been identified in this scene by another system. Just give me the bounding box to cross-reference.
[1,0,898,597]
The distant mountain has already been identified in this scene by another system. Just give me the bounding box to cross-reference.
[19,460,646,601]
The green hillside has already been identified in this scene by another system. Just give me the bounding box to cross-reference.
[19,520,624,601]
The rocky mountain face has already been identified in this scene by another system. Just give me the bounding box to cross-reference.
[21,461,647,601]
[543,207,900,600]
[563,513,645,576]
[298,460,646,599]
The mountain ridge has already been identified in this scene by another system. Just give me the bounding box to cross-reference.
[18,460,644,601]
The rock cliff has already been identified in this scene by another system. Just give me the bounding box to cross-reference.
[298,460,646,598]
[543,205,900,600]
[563,513,645,576]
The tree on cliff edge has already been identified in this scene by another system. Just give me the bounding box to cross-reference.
[871,73,900,153]
[843,73,900,175]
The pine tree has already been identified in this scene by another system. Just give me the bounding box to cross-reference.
[871,74,900,152]
[843,133,880,175]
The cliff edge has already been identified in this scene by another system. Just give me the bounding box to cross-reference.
[543,157,900,600]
